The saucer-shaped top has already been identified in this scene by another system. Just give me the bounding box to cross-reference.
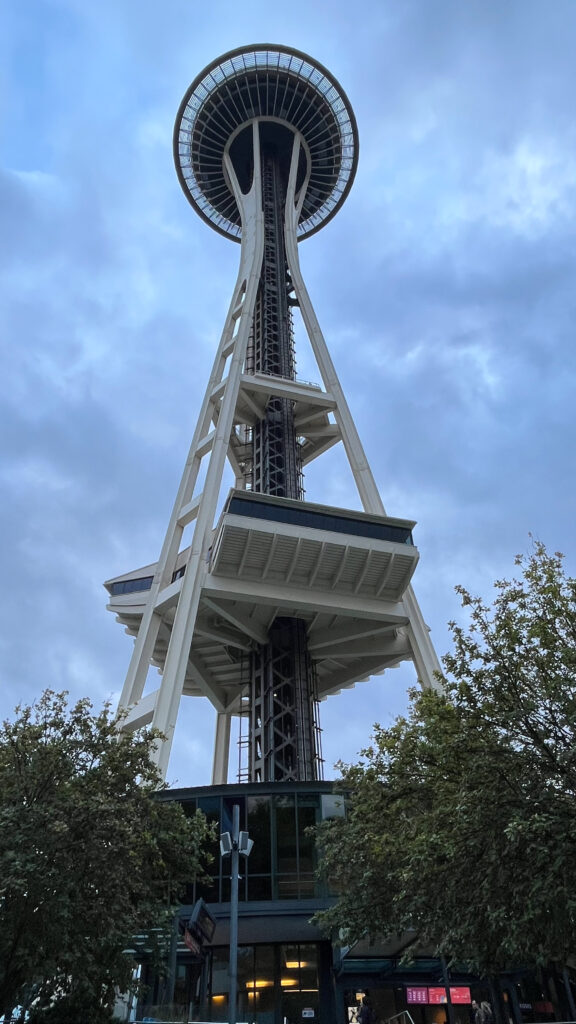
[174,44,358,241]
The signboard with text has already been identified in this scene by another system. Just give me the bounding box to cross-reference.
[428,988,449,1004]
[450,988,472,1004]
[184,928,201,955]
[406,985,472,1005]
[407,988,429,1005]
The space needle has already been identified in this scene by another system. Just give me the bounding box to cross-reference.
[105,45,440,785]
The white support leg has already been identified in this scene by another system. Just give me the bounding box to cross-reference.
[212,712,231,785]
[119,123,266,779]
[151,128,266,779]
[284,135,442,689]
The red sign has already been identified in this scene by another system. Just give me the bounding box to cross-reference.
[184,928,201,955]
[406,986,471,1006]
[407,988,428,1005]
[429,988,448,1004]
[450,988,472,1005]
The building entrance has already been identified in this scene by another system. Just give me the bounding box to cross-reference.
[207,942,320,1024]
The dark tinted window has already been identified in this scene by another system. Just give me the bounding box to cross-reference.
[228,496,413,545]
[109,576,153,595]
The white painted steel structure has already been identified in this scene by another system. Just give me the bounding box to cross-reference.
[105,45,441,784]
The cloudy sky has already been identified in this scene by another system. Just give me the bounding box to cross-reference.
[2,0,576,787]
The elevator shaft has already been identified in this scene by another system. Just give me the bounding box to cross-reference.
[252,153,303,500]
[248,141,319,783]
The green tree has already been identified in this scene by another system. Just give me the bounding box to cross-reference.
[0,690,212,1021]
[315,543,576,971]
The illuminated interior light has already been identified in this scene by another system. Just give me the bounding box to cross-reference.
[212,995,226,1003]
[246,980,273,989]
[286,960,310,968]
[280,978,299,987]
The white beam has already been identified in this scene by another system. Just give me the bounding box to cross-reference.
[187,654,228,713]
[313,637,402,659]
[204,572,410,624]
[212,712,231,785]
[317,652,411,699]
[308,620,397,651]
[119,689,158,732]
[195,617,253,651]
[202,597,269,645]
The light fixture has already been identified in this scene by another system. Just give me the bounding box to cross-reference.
[238,830,254,856]
[219,832,233,855]
[286,960,310,969]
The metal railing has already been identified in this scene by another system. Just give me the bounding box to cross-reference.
[383,1013,417,1024]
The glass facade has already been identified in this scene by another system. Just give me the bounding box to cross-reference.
[177,785,338,905]
[142,784,576,1024]
[137,783,341,1024]
[228,494,415,545]
[109,575,153,595]
[109,564,186,595]
[208,942,320,1024]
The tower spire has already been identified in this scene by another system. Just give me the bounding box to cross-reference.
[105,45,440,784]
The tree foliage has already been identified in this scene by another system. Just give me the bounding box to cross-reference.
[316,543,576,970]
[0,690,212,1020]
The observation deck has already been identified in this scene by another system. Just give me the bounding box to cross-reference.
[211,491,417,603]
[105,492,418,726]
[174,44,358,240]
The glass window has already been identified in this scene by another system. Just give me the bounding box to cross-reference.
[297,801,317,897]
[247,795,272,874]
[210,947,231,1023]
[321,793,345,819]
[247,875,272,901]
[197,795,220,819]
[274,794,297,868]
[179,798,197,818]
[109,576,154,595]
[176,787,338,904]
[197,795,222,902]
[227,495,414,545]
[222,795,245,836]
[281,944,319,1023]
[274,794,297,899]
[196,874,218,903]
[250,945,275,1020]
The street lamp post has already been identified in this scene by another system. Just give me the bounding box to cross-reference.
[220,803,253,1024]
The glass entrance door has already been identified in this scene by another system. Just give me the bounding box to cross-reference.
[208,942,321,1024]
[280,944,319,1024]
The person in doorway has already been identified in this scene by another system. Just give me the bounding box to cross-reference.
[471,1000,484,1024]
[359,997,375,1024]
[471,1000,493,1024]
[480,1001,493,1024]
